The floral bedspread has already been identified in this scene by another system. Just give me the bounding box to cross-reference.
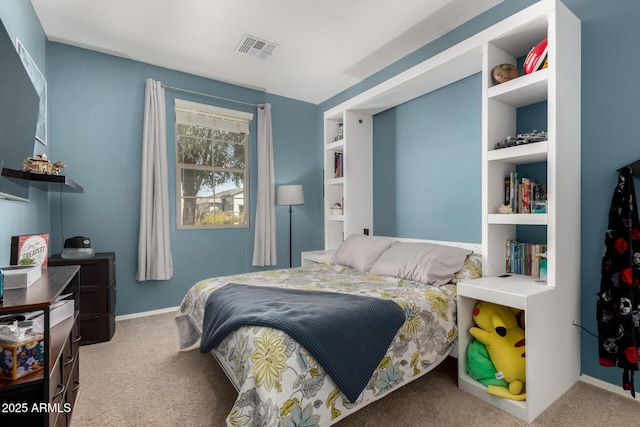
[176,263,458,427]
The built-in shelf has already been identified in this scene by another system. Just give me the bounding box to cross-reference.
[488,140,547,164]
[488,213,547,225]
[1,167,84,193]
[487,68,548,107]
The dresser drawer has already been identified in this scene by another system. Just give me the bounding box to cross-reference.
[79,285,115,314]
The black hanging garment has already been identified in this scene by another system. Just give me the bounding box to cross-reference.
[597,167,640,398]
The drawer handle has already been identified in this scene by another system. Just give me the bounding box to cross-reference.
[73,335,82,343]
[52,384,66,399]
[64,355,75,366]
[71,381,80,392]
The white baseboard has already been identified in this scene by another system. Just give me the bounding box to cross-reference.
[115,305,179,321]
[580,374,638,401]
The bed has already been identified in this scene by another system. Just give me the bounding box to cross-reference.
[175,235,482,426]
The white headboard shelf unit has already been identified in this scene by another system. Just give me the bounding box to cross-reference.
[322,0,580,422]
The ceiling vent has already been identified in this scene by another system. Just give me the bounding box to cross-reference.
[235,34,278,60]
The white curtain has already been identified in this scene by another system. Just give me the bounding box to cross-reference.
[136,78,173,281]
[252,103,277,266]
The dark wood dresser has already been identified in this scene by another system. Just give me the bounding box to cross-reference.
[49,252,116,345]
[0,265,81,426]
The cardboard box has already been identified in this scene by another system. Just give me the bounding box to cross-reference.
[0,333,44,380]
[1,265,41,289]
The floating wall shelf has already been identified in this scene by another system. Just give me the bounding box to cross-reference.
[1,167,84,193]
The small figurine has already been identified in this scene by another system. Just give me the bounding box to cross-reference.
[495,130,548,149]
[22,153,66,175]
[331,202,343,215]
[499,204,513,214]
[491,63,519,84]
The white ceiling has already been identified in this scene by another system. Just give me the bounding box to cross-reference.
[31,0,502,104]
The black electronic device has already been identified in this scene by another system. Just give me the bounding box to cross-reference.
[0,18,40,201]
[61,236,95,259]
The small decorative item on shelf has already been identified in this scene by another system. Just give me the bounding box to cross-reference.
[523,38,548,74]
[536,253,548,283]
[22,153,66,175]
[499,204,513,214]
[331,202,343,215]
[533,200,547,214]
[491,63,519,84]
[495,130,547,149]
[333,123,344,142]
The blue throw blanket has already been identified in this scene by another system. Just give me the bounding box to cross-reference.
[200,283,406,402]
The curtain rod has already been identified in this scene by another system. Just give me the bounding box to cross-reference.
[161,83,262,108]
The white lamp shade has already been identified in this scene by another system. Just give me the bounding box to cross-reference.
[276,185,304,206]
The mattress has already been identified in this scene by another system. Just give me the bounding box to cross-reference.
[175,263,458,426]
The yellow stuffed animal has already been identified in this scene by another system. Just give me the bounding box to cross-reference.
[469,301,526,400]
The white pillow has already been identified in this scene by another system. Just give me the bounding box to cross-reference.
[332,234,393,272]
[369,242,472,286]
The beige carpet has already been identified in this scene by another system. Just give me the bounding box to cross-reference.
[70,311,640,427]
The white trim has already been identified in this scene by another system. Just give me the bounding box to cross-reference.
[175,98,254,121]
[116,305,179,321]
[376,236,482,254]
[579,374,640,401]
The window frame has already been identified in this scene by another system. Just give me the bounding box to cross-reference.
[174,99,253,230]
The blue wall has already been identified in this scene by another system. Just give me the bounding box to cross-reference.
[46,44,322,315]
[373,74,482,241]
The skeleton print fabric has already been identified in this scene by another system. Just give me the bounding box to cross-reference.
[597,167,640,398]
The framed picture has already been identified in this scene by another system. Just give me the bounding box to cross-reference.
[16,38,47,146]
[10,234,50,268]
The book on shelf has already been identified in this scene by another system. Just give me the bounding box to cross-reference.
[504,173,546,213]
[522,177,537,214]
[504,177,510,206]
[505,240,547,277]
[334,152,344,178]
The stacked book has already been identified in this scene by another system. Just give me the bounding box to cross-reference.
[505,173,547,213]
[506,240,547,277]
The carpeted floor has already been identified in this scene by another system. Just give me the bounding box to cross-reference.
[70,311,640,426]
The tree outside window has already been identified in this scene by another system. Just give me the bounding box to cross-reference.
[175,100,251,228]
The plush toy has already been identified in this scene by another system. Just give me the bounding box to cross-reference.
[466,339,509,388]
[469,301,526,400]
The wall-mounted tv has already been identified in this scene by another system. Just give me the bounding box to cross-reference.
[0,18,40,202]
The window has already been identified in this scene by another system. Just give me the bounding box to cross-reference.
[174,99,253,228]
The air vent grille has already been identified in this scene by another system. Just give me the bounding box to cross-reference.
[236,34,278,60]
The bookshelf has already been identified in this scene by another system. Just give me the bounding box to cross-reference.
[457,0,581,422]
[321,0,580,422]
[323,110,373,250]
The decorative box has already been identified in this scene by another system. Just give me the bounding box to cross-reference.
[0,333,44,380]
[1,264,41,289]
